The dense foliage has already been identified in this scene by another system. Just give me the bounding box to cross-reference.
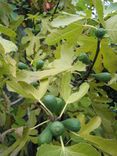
[0,0,117,156]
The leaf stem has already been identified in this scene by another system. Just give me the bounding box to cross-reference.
[57,102,68,120]
[30,119,50,130]
[71,131,80,137]
[38,99,54,118]
[83,24,96,29]
[60,136,65,152]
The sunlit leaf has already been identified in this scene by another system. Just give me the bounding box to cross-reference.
[37,79,49,99]
[51,12,84,28]
[106,14,117,43]
[36,143,100,156]
[22,29,40,57]
[0,36,17,54]
[46,22,83,45]
[16,68,71,83]
[92,0,105,26]
[79,116,101,135]
[83,135,117,156]
[67,82,89,104]
[60,72,71,102]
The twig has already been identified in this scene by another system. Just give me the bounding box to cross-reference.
[51,0,61,20]
[78,38,101,86]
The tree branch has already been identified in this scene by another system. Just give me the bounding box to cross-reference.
[51,0,61,20]
[78,38,101,86]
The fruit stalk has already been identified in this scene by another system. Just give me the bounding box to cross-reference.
[57,102,68,119]
[30,119,50,130]
[38,100,54,118]
[60,136,65,154]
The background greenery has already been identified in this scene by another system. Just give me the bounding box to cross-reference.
[0,0,117,156]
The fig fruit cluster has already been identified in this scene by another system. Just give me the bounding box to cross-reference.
[38,94,81,145]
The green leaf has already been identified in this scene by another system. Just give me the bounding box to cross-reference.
[37,79,49,99]
[77,35,117,73]
[77,35,97,53]
[10,15,24,30]
[0,36,17,54]
[22,29,40,57]
[83,135,117,156]
[106,14,117,43]
[2,130,29,156]
[0,25,16,38]
[69,143,101,156]
[0,1,13,26]
[60,72,72,102]
[104,2,117,17]
[36,143,100,156]
[8,134,29,156]
[28,108,40,127]
[16,44,85,84]
[5,55,16,77]
[92,0,105,26]
[67,82,89,104]
[51,12,84,28]
[46,22,83,45]
[7,80,38,99]
[92,103,115,138]
[52,44,74,68]
[2,139,21,156]
[7,78,49,101]
[109,74,117,90]
[76,35,103,72]
[79,116,101,135]
[16,68,71,83]
[92,40,117,73]
[80,97,91,108]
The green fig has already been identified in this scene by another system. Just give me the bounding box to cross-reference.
[91,72,111,82]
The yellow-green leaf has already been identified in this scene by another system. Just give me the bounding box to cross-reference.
[67,82,90,104]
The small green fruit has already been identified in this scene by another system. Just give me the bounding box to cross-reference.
[91,72,111,82]
[95,28,106,39]
[18,62,28,70]
[42,95,57,113]
[50,121,65,136]
[36,60,44,70]
[62,118,81,132]
[78,53,90,64]
[55,98,65,115]
[38,127,52,145]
